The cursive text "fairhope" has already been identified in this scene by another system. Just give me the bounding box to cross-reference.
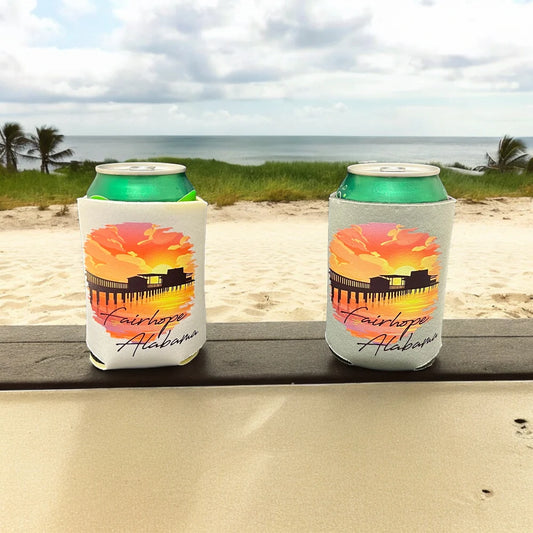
[100,307,187,337]
[341,306,431,340]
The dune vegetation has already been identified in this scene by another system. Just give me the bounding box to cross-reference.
[1,157,532,210]
[1,128,532,210]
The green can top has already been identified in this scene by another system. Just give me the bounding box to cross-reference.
[87,162,196,202]
[337,163,448,203]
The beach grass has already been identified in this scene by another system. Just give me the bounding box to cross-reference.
[0,158,532,210]
[0,167,91,210]
[438,167,533,200]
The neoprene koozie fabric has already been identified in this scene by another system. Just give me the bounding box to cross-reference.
[78,197,207,370]
[326,194,455,371]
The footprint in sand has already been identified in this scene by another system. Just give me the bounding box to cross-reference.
[513,418,533,449]
[514,418,532,437]
[480,488,494,500]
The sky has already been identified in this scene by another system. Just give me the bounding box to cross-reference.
[1,0,532,136]
[329,223,440,280]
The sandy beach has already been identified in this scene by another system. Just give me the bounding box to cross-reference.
[0,197,532,325]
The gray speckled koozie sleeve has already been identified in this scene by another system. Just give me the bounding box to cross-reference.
[326,193,455,371]
[78,197,207,370]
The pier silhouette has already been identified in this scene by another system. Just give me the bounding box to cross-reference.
[86,267,194,306]
[330,268,438,305]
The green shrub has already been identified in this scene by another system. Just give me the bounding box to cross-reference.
[0,158,531,209]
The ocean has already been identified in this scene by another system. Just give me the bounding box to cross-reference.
[21,135,533,170]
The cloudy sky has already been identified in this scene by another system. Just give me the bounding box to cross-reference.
[1,0,532,136]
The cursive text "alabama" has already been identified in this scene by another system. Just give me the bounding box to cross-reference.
[356,332,438,357]
[116,330,199,358]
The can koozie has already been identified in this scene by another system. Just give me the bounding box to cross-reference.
[326,194,455,371]
[78,197,207,370]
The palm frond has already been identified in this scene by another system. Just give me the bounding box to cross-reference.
[485,135,529,172]
[485,152,497,167]
[48,148,75,161]
[25,125,74,172]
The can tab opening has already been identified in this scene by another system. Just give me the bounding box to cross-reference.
[129,165,157,172]
[380,166,406,173]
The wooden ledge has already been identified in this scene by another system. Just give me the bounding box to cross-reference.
[0,319,532,390]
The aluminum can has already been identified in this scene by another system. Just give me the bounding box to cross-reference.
[78,162,206,370]
[87,162,196,202]
[337,163,448,203]
[327,163,455,371]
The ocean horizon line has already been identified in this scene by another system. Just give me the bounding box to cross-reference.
[20,134,533,170]
[64,134,520,139]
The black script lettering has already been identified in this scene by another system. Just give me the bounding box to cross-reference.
[341,306,431,340]
[116,330,199,358]
[99,307,187,337]
[101,306,128,327]
[357,332,439,357]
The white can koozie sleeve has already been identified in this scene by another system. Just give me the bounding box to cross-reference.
[326,194,456,371]
[78,197,207,370]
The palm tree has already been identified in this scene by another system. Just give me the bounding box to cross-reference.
[484,135,528,172]
[0,122,29,171]
[26,126,74,174]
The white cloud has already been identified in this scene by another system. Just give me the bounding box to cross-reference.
[0,0,532,134]
[202,108,272,127]
[295,102,349,119]
[0,0,59,48]
[169,104,187,120]
[60,0,96,19]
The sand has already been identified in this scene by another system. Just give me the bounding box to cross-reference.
[0,197,532,325]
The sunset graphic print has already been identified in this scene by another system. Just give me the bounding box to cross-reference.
[329,222,440,341]
[84,222,195,339]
